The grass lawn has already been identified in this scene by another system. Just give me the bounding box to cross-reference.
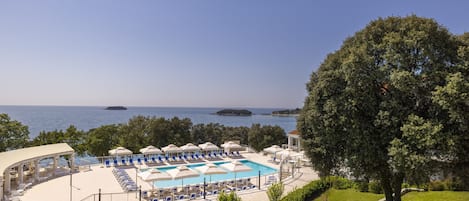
[402,191,469,201]
[313,189,469,201]
[314,189,384,201]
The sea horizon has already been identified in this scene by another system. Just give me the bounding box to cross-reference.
[0,105,298,139]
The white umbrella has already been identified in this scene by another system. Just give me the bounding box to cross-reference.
[275,148,294,160]
[140,146,163,155]
[109,147,133,156]
[263,145,283,155]
[167,165,199,189]
[221,141,243,153]
[196,163,227,195]
[161,144,182,155]
[220,160,252,190]
[195,163,227,182]
[198,142,220,152]
[139,169,172,192]
[180,143,201,153]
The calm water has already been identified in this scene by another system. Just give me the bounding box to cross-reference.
[0,106,297,138]
[151,160,277,188]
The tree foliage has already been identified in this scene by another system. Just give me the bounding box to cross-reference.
[0,113,29,152]
[86,124,120,156]
[298,16,468,201]
[30,125,86,154]
[248,124,286,152]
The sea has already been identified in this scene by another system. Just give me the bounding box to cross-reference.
[0,106,297,139]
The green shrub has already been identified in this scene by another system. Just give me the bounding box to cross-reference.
[429,181,446,191]
[280,178,330,201]
[402,182,410,189]
[267,182,284,201]
[368,181,383,194]
[217,191,242,201]
[330,176,353,189]
[356,181,369,192]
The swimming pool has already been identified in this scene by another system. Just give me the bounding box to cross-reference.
[150,160,277,188]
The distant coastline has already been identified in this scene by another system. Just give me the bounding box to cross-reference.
[271,108,301,117]
[105,106,127,110]
[215,109,252,116]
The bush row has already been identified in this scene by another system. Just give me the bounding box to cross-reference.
[280,178,331,201]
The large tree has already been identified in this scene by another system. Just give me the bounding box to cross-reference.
[0,113,29,152]
[298,16,467,201]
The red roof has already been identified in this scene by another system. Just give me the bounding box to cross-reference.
[288,130,299,135]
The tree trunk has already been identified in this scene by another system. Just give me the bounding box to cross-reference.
[392,173,404,201]
[381,173,393,201]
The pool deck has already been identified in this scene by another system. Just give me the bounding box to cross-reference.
[18,152,319,201]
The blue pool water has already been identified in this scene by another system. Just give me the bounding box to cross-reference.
[152,160,277,188]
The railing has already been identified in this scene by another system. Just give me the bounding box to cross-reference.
[80,191,140,201]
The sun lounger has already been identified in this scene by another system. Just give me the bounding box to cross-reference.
[105,160,111,167]
[175,194,186,200]
[137,158,142,165]
[113,160,118,166]
[144,157,149,163]
[189,193,197,200]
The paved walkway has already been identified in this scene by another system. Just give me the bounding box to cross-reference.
[17,152,319,201]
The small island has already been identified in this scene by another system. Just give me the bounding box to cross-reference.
[216,109,252,116]
[272,108,301,116]
[105,106,127,110]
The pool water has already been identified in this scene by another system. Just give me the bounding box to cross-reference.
[151,160,277,188]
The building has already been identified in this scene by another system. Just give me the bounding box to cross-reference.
[0,143,74,200]
[287,130,302,152]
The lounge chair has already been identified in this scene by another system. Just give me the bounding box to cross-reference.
[189,193,197,200]
[175,194,186,200]
[129,158,134,165]
[121,159,127,166]
[152,157,158,163]
[105,160,111,168]
[144,157,149,163]
[113,159,119,166]
[137,158,142,165]
[165,196,172,201]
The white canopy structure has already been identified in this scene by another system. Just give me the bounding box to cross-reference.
[167,165,199,188]
[220,160,252,190]
[180,143,201,153]
[220,141,244,152]
[161,144,182,154]
[263,145,283,155]
[275,148,294,160]
[108,147,133,156]
[139,169,172,192]
[139,146,163,155]
[198,142,220,152]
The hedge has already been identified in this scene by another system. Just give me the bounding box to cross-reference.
[280,178,330,201]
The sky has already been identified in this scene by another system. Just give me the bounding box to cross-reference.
[0,1,468,108]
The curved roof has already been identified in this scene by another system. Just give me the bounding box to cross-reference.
[0,143,74,176]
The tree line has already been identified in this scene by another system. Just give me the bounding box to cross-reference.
[0,114,287,156]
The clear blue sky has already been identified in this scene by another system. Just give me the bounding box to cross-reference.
[1,1,467,108]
